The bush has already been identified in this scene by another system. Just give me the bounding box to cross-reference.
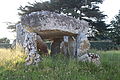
[90,41,120,50]
[0,43,11,48]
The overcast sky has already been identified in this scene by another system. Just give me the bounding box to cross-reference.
[0,0,120,42]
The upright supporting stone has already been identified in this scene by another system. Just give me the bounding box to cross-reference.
[16,23,26,48]
[76,33,90,57]
[60,36,69,56]
[23,32,41,65]
[68,36,76,57]
[51,38,62,55]
[60,36,76,57]
[16,23,41,65]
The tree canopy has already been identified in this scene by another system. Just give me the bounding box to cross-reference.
[18,0,108,40]
[0,37,10,44]
[109,10,120,44]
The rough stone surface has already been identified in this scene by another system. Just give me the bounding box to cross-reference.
[78,53,101,65]
[60,33,90,58]
[76,33,90,57]
[16,23,41,65]
[60,36,76,57]
[21,11,89,39]
[23,32,41,65]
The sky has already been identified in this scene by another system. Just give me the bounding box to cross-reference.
[0,0,120,42]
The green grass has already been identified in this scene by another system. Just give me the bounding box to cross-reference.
[0,49,120,80]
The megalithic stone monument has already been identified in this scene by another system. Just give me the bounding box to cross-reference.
[16,11,90,65]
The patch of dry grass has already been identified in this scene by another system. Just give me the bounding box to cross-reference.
[0,48,26,68]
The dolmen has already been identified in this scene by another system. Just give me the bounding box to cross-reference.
[15,11,100,65]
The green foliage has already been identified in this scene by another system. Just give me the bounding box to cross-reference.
[0,37,11,48]
[109,10,120,44]
[90,21,110,40]
[0,51,120,80]
[6,22,21,32]
[0,43,11,48]
[0,37,10,44]
[90,41,120,50]
[18,0,104,19]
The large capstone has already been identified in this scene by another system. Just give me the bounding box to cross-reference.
[21,11,89,39]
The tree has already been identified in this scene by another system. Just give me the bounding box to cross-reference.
[109,10,120,44]
[18,0,108,39]
[0,37,10,44]
[6,22,21,32]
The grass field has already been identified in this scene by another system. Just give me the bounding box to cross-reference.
[0,49,120,80]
